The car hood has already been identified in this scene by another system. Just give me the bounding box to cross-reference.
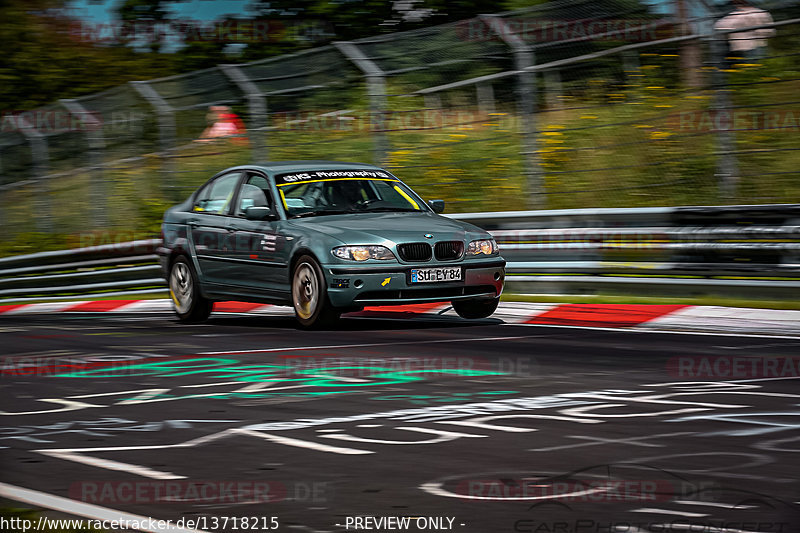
[288,212,485,244]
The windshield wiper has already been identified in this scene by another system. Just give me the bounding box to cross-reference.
[291,209,354,219]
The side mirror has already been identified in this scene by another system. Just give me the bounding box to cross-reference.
[245,206,276,220]
[428,199,445,213]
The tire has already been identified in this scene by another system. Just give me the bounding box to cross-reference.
[452,296,500,319]
[169,256,212,323]
[292,255,340,328]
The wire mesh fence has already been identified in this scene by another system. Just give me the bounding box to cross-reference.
[1,0,798,241]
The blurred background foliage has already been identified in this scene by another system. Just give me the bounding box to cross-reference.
[1,0,536,110]
[1,0,798,255]
[1,0,673,109]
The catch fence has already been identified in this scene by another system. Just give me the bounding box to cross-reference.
[1,0,798,238]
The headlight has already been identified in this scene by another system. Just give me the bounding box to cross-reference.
[466,238,498,256]
[332,245,396,261]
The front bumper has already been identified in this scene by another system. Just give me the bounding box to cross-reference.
[322,259,505,307]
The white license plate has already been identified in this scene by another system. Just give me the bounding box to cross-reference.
[410,267,462,283]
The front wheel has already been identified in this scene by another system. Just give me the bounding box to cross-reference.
[169,256,212,323]
[452,296,500,319]
[292,255,340,328]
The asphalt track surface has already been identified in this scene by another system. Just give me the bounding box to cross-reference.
[1,310,799,533]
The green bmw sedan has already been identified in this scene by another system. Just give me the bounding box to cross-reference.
[158,161,505,328]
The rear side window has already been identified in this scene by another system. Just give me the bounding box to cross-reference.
[194,172,241,214]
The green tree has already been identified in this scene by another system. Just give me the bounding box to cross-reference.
[0,0,176,109]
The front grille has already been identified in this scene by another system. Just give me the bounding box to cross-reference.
[397,242,432,262]
[434,241,464,261]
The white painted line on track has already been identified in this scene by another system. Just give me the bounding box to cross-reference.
[649,526,764,533]
[33,431,236,479]
[713,342,800,350]
[724,375,800,384]
[632,507,709,517]
[198,335,537,355]
[37,450,186,480]
[673,500,755,509]
[419,480,604,501]
[69,388,170,399]
[233,429,374,455]
[0,481,207,533]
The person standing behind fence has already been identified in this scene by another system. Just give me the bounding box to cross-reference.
[714,0,776,63]
[197,105,249,145]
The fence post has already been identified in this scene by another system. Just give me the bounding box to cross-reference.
[220,64,268,162]
[623,50,641,84]
[543,70,563,110]
[711,28,738,198]
[480,15,544,209]
[677,0,703,89]
[130,81,177,201]
[424,94,442,111]
[60,99,108,229]
[17,116,52,233]
[476,83,496,114]
[334,42,389,167]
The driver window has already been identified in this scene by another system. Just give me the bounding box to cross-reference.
[237,174,273,215]
[194,172,241,214]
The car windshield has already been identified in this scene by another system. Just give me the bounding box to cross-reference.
[274,170,424,219]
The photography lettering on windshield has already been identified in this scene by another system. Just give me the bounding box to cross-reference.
[276,169,393,184]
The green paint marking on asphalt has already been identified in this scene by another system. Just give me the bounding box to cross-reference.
[52,357,509,403]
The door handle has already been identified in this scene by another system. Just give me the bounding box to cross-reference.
[188,220,198,227]
[227,225,238,232]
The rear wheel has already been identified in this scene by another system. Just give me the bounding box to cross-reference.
[169,256,212,323]
[292,255,340,328]
[452,296,500,319]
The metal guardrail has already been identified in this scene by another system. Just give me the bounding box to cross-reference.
[0,239,165,302]
[1,205,798,303]
[451,204,800,299]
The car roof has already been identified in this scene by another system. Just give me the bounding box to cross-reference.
[245,160,384,173]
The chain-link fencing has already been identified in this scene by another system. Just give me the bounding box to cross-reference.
[1,0,798,242]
